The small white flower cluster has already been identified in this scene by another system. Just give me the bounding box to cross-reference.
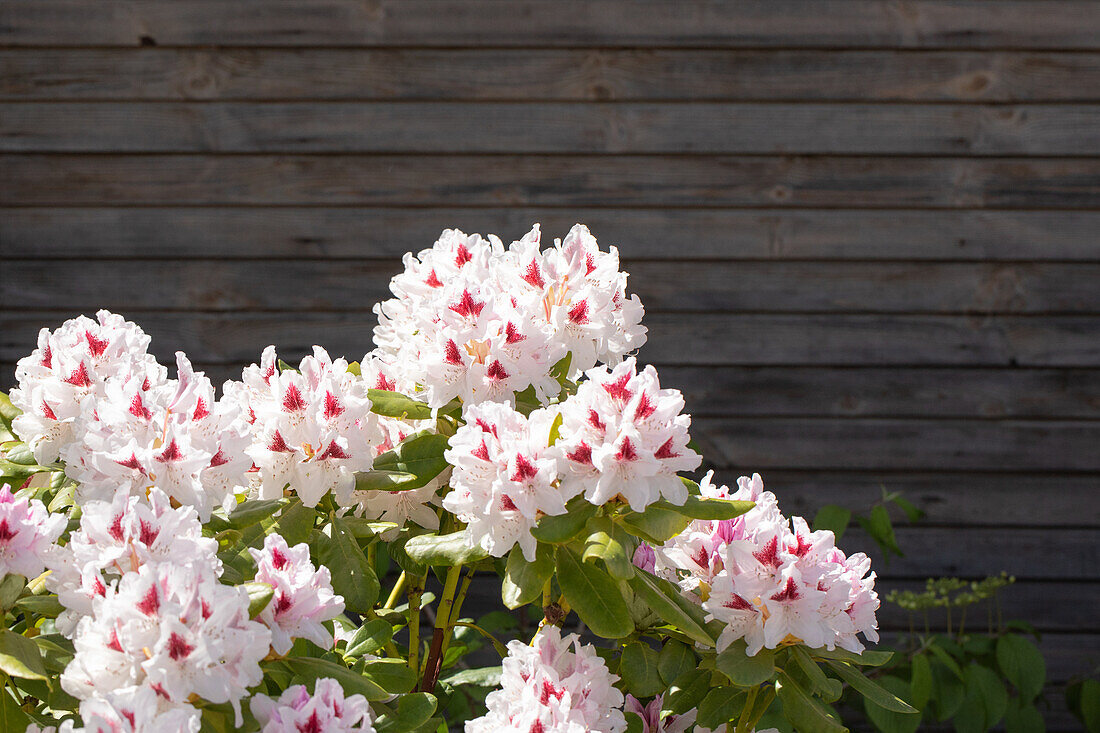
[45,487,218,636]
[226,346,380,508]
[443,358,700,560]
[251,678,375,733]
[61,560,270,725]
[443,402,565,561]
[0,483,65,580]
[467,625,627,733]
[550,357,700,511]
[651,472,879,656]
[249,534,345,655]
[10,310,166,467]
[371,224,646,408]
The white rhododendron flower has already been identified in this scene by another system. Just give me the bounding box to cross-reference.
[10,310,165,466]
[443,402,569,561]
[61,352,251,520]
[52,685,201,733]
[250,677,375,733]
[228,346,381,508]
[0,483,66,579]
[61,561,271,725]
[550,357,700,511]
[46,487,218,636]
[467,625,627,733]
[249,533,345,655]
[371,224,645,408]
[658,472,883,656]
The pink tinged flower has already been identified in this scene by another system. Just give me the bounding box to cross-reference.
[0,484,66,580]
[251,677,375,733]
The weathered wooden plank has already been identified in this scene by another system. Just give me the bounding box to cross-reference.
[5,208,1098,261]
[5,49,1100,102]
[839,527,1099,580]
[2,1,1098,49]
[3,313,1097,367]
[717,471,1100,527]
[6,102,1100,155]
[5,260,1097,315]
[692,417,1100,472]
[4,155,1098,208]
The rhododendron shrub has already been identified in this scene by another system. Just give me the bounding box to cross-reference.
[0,225,912,733]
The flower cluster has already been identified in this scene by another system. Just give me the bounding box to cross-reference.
[550,357,700,511]
[0,483,66,580]
[226,346,380,508]
[60,351,252,521]
[443,402,566,560]
[10,310,165,466]
[45,487,218,636]
[466,625,627,733]
[251,678,375,732]
[655,472,879,656]
[371,224,646,408]
[623,695,780,733]
[249,533,345,655]
[61,560,271,725]
[27,685,202,733]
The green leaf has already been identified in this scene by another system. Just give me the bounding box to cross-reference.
[927,642,964,680]
[715,639,776,687]
[965,663,1008,729]
[812,505,852,541]
[531,498,597,543]
[1078,679,1100,733]
[280,656,389,700]
[617,502,692,544]
[271,500,317,546]
[669,495,755,521]
[930,660,966,722]
[47,481,76,513]
[403,531,488,567]
[0,393,20,444]
[0,628,48,681]
[1005,697,1046,733]
[439,666,501,688]
[0,574,25,611]
[14,594,64,618]
[362,658,418,694]
[625,712,645,733]
[827,660,916,713]
[354,470,419,491]
[582,516,635,580]
[863,675,921,733]
[277,358,298,373]
[697,686,746,730]
[658,640,696,687]
[954,676,987,733]
[910,653,932,710]
[867,504,903,557]
[244,582,275,618]
[502,543,554,610]
[777,669,847,733]
[367,390,435,420]
[663,669,712,716]
[555,545,633,639]
[0,685,31,731]
[809,646,893,668]
[345,618,394,658]
[996,634,1046,701]
[372,431,450,490]
[890,495,925,523]
[314,516,380,613]
[547,412,564,446]
[626,569,714,646]
[228,499,286,529]
[792,646,842,702]
[375,692,438,733]
[620,641,663,698]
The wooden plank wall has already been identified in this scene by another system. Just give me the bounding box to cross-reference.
[0,2,1097,725]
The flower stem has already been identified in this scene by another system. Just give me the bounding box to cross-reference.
[438,568,474,665]
[384,571,407,610]
[407,576,423,674]
[735,685,760,733]
[419,564,463,692]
